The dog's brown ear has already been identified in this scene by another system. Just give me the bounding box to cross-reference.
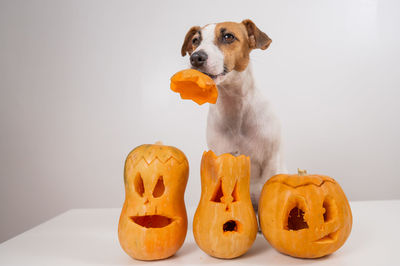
[181,26,200,56]
[242,19,272,50]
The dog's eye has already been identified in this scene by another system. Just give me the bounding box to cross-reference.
[223,33,235,43]
[192,37,200,45]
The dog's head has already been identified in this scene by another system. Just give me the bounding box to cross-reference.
[181,19,271,84]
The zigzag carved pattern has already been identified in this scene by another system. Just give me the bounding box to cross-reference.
[131,156,185,166]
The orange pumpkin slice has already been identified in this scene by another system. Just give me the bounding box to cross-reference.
[170,69,218,105]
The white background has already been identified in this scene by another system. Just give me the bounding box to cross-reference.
[1,0,399,243]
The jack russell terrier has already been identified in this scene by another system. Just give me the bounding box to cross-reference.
[181,19,286,212]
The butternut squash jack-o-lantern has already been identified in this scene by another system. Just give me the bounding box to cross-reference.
[118,143,189,261]
[258,169,352,259]
[193,150,258,259]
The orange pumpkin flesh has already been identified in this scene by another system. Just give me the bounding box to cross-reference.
[258,169,352,259]
[118,143,189,260]
[170,69,218,105]
[193,150,258,259]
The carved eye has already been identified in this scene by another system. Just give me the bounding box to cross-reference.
[322,197,337,222]
[211,179,223,202]
[152,176,165,198]
[286,207,309,230]
[223,33,235,43]
[211,180,239,205]
[134,173,145,197]
[284,198,309,231]
[231,181,239,202]
[192,37,200,45]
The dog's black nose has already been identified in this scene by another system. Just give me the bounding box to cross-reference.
[190,51,208,67]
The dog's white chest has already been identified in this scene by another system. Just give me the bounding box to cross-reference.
[207,106,272,165]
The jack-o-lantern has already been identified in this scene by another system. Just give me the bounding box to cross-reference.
[258,169,352,258]
[193,150,258,259]
[118,143,189,260]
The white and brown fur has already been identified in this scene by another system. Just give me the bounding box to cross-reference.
[181,20,286,212]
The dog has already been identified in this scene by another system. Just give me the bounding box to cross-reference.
[181,19,286,212]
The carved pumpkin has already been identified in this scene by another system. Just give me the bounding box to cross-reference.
[118,143,189,260]
[258,169,352,258]
[193,150,258,259]
[170,69,218,105]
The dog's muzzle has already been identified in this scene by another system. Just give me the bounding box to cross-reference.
[190,50,208,68]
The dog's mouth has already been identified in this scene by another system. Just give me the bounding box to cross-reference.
[195,66,229,80]
[202,71,227,79]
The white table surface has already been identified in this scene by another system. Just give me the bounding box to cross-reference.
[0,200,399,265]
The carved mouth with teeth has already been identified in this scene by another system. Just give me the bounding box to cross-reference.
[130,215,173,228]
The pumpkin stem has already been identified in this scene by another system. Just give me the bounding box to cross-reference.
[154,141,163,145]
[297,168,307,176]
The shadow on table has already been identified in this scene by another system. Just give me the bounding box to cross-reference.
[173,241,198,259]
